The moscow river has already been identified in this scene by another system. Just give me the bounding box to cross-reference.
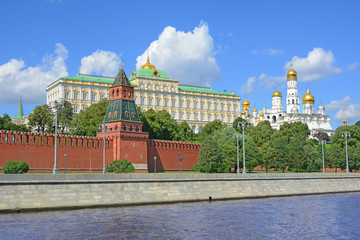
[1,193,359,240]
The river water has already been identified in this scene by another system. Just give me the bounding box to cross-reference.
[1,193,359,240]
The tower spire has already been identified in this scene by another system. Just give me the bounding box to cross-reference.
[17,95,24,119]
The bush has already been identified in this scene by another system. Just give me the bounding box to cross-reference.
[3,161,29,174]
[106,159,135,173]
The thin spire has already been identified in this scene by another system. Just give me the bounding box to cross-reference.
[342,109,347,121]
[290,58,293,68]
[17,95,24,118]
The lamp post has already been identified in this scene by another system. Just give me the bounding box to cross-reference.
[64,153,67,174]
[178,153,183,173]
[342,132,351,173]
[52,101,63,174]
[99,122,108,174]
[238,121,247,174]
[233,122,240,174]
[154,156,157,173]
[319,140,326,174]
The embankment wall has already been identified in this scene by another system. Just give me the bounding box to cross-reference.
[1,173,359,213]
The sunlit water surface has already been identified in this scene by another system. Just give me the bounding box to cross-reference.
[1,193,359,239]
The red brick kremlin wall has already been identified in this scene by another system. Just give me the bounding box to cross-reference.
[0,130,113,173]
[0,130,201,173]
[147,139,201,172]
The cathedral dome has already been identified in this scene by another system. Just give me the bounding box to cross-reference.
[302,88,315,104]
[287,64,297,79]
[252,108,257,113]
[242,98,250,108]
[241,109,246,115]
[259,112,264,117]
[318,104,325,111]
[140,56,156,70]
[272,88,282,97]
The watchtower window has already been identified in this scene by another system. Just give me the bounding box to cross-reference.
[116,89,119,96]
[112,89,115,97]
[123,89,127,98]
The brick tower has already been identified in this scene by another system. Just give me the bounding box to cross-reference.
[98,65,149,172]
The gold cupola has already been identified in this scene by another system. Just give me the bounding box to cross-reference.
[242,98,251,108]
[302,87,315,104]
[272,86,282,97]
[140,48,156,70]
[287,63,297,80]
[252,108,257,113]
[259,112,264,117]
[241,109,246,115]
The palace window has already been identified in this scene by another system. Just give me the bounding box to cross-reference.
[200,102,204,110]
[186,100,191,108]
[221,103,224,111]
[91,92,96,101]
[201,113,204,121]
[179,112,183,120]
[64,91,70,100]
[156,98,161,106]
[221,115,224,121]
[148,96,153,105]
[208,102,211,109]
[82,105,87,111]
[187,112,191,120]
[141,96,145,105]
[100,93,104,101]
[74,105,78,113]
[227,104,231,111]
[214,102,218,110]
[172,99,176,107]
[82,91,88,101]
[179,99,184,107]
[192,126,196,132]
[74,91,79,100]
[172,111,176,119]
[194,113,198,121]
[194,101,198,109]
[164,98,169,107]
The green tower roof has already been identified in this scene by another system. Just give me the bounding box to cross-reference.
[113,66,131,86]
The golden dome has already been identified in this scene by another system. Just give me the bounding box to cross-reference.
[140,56,156,70]
[302,87,315,104]
[243,106,249,112]
[241,110,246,115]
[272,87,282,97]
[287,63,297,78]
[242,98,250,108]
[259,112,264,117]
[252,108,257,112]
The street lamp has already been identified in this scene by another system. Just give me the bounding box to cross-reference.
[154,156,157,173]
[178,153,183,173]
[52,101,64,174]
[238,121,247,174]
[99,122,108,174]
[319,140,327,174]
[342,132,351,173]
[233,122,240,174]
[64,153,67,174]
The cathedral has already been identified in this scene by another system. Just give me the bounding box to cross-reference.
[241,64,334,136]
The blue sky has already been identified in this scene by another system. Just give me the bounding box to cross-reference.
[0,0,359,129]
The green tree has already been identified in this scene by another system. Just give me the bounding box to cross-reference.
[248,121,274,147]
[143,109,179,140]
[28,105,54,133]
[327,143,343,173]
[303,143,321,172]
[272,136,289,173]
[261,142,276,173]
[199,120,226,141]
[242,139,262,173]
[0,114,12,129]
[57,101,73,133]
[175,121,197,142]
[71,99,109,136]
[3,161,29,174]
[106,159,135,173]
[355,120,360,127]
[232,117,248,134]
[0,114,29,132]
[287,138,305,172]
[196,135,226,173]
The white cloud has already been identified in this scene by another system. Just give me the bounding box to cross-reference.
[285,48,341,82]
[0,43,68,104]
[241,77,256,94]
[79,50,121,77]
[346,62,359,70]
[136,21,220,87]
[325,96,360,124]
[258,73,286,89]
[251,48,284,56]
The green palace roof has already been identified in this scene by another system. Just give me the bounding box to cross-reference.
[131,68,170,79]
[178,85,238,96]
[58,75,137,87]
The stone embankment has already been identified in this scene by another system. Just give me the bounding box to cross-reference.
[1,173,359,213]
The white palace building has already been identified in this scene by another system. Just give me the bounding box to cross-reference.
[46,56,241,133]
[240,64,334,136]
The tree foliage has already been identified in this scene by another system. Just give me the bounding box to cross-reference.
[106,159,135,173]
[3,161,29,174]
[28,105,54,133]
[71,99,109,136]
[0,114,29,132]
